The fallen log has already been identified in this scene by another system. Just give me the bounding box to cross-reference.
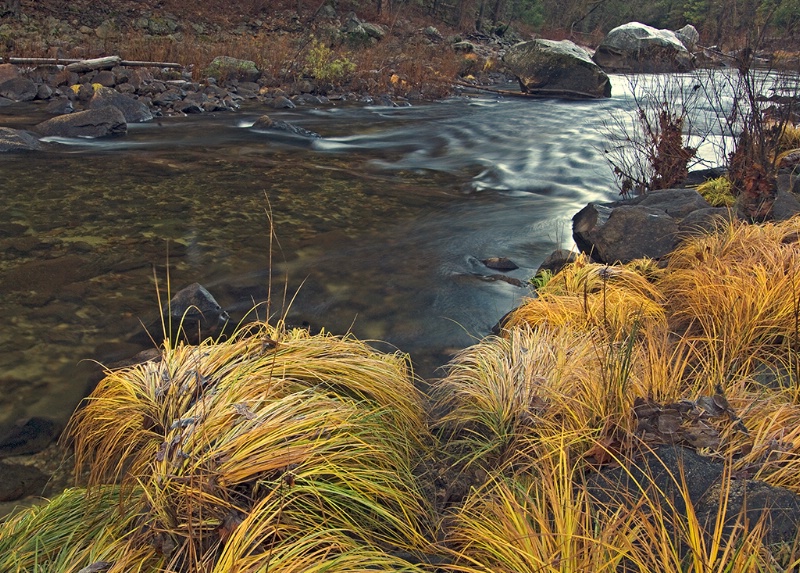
[65,56,122,72]
[1,56,183,70]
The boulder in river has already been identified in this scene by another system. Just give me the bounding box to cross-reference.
[0,76,37,102]
[503,39,612,98]
[572,188,719,263]
[0,127,41,152]
[34,106,127,138]
[593,22,694,73]
[89,86,153,123]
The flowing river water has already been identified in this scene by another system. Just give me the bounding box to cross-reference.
[0,74,716,435]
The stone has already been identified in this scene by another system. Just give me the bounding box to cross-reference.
[272,95,296,109]
[94,69,116,87]
[35,83,52,100]
[572,203,680,263]
[251,115,321,138]
[453,40,476,52]
[34,106,127,138]
[771,189,800,221]
[0,417,59,456]
[481,257,519,271]
[572,189,723,263]
[675,24,700,51]
[361,22,386,40]
[205,56,260,83]
[536,249,578,276]
[0,127,41,152]
[45,97,74,114]
[503,39,612,98]
[0,76,37,101]
[155,283,229,345]
[593,22,694,73]
[89,86,153,123]
[0,461,48,502]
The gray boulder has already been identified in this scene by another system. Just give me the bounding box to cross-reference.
[0,127,41,152]
[89,86,153,123]
[593,22,694,73]
[34,106,127,138]
[675,24,700,51]
[205,56,260,83]
[572,188,714,263]
[503,39,611,98]
[0,76,37,102]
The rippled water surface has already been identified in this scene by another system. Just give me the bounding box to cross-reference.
[1,75,672,430]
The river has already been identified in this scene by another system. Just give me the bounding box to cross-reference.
[0,73,716,433]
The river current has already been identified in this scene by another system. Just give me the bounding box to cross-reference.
[0,74,719,432]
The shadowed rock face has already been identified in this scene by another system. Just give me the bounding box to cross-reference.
[0,127,41,152]
[503,39,612,98]
[34,106,127,138]
[593,22,694,73]
[89,86,153,123]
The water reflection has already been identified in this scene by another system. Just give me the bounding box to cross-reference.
[0,78,682,431]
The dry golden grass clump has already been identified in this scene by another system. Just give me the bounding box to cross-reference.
[1,323,436,572]
[434,217,800,572]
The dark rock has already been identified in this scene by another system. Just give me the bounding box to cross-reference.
[0,76,37,102]
[677,207,734,235]
[588,445,800,547]
[593,21,694,73]
[771,189,800,221]
[536,249,578,275]
[0,461,48,502]
[272,95,296,109]
[94,69,116,87]
[138,283,229,345]
[175,99,204,114]
[252,115,321,138]
[0,127,41,152]
[573,189,717,263]
[0,417,59,456]
[34,106,127,138]
[482,257,519,271]
[45,98,74,115]
[573,203,680,263]
[503,39,612,98]
[89,86,153,123]
[35,83,53,100]
[634,188,712,218]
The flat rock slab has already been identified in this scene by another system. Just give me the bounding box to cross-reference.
[34,106,127,138]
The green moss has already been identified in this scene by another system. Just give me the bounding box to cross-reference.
[696,176,736,207]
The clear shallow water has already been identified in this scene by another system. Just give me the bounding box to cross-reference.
[0,74,698,432]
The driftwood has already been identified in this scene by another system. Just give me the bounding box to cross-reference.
[453,79,605,100]
[2,56,182,69]
[65,56,122,72]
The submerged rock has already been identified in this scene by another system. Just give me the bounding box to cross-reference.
[503,39,611,98]
[252,115,321,138]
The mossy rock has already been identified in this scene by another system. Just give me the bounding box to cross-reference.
[205,56,260,83]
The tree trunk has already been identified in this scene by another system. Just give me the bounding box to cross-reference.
[476,0,485,30]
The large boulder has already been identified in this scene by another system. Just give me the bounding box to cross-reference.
[0,127,41,152]
[205,56,260,83]
[0,76,37,102]
[593,22,694,73]
[34,106,127,138]
[572,188,715,263]
[503,39,612,98]
[89,86,153,123]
